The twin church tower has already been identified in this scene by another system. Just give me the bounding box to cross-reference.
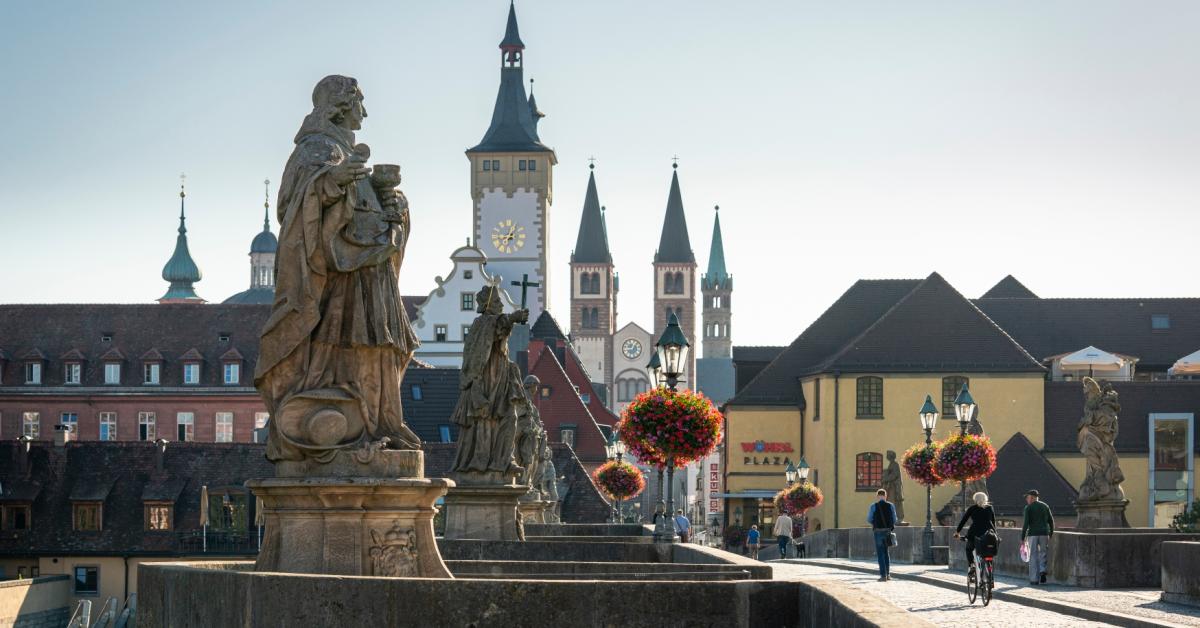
[465,3,733,409]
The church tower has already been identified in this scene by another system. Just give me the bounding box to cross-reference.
[467,1,557,320]
[652,164,697,387]
[223,180,278,304]
[158,175,205,304]
[701,206,732,358]
[569,164,616,392]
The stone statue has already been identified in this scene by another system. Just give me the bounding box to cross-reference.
[881,450,905,523]
[1078,377,1126,502]
[540,443,559,502]
[515,375,545,493]
[450,284,530,483]
[256,75,421,464]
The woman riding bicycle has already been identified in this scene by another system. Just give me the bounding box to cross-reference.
[953,492,996,569]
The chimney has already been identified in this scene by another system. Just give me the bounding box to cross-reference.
[155,438,169,472]
[53,424,74,447]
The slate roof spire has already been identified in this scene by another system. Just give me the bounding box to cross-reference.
[527,79,544,140]
[159,174,205,303]
[654,162,695,263]
[702,204,729,288]
[250,178,278,254]
[571,163,612,264]
[468,1,552,154]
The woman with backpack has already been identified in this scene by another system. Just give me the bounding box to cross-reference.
[952,492,996,571]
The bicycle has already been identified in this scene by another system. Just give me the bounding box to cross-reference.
[955,534,994,606]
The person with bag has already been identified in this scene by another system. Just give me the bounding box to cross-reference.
[1021,489,1054,585]
[866,488,898,581]
[773,512,794,558]
[953,492,997,576]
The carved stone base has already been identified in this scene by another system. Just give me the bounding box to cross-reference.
[540,500,560,523]
[518,500,554,524]
[274,446,423,479]
[442,484,528,541]
[247,476,454,578]
[1075,498,1130,528]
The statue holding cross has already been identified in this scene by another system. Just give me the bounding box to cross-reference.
[511,273,541,309]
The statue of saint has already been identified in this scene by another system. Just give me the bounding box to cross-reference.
[515,375,545,492]
[881,450,905,523]
[256,75,421,463]
[450,284,529,483]
[1078,377,1126,502]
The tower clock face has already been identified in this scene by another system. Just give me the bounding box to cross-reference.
[490,219,527,254]
[622,339,643,360]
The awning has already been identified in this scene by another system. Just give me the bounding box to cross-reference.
[1171,349,1200,375]
[1059,346,1125,371]
[716,491,779,499]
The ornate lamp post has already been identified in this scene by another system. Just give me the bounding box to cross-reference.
[604,434,618,523]
[952,384,977,513]
[784,462,798,487]
[919,394,939,564]
[652,312,690,543]
[645,352,667,538]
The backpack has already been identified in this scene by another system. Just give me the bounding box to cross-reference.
[977,529,1000,558]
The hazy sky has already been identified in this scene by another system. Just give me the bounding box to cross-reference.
[2,1,1198,347]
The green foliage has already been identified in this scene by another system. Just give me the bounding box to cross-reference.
[1170,499,1200,532]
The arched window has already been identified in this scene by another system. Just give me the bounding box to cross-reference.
[673,272,685,294]
[590,308,600,329]
[856,452,883,490]
[855,377,883,418]
[591,272,601,294]
[942,376,969,418]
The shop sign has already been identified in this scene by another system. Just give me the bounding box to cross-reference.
[740,440,794,453]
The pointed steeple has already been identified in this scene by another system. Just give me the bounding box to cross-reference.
[527,79,545,140]
[250,178,278,254]
[702,205,729,289]
[654,163,695,263]
[468,1,551,154]
[571,163,612,263]
[159,174,205,303]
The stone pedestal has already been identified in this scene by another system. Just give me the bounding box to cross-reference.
[518,500,546,524]
[443,484,528,541]
[540,500,558,523]
[1074,498,1130,528]
[247,448,454,578]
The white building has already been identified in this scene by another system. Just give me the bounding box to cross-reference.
[412,245,517,368]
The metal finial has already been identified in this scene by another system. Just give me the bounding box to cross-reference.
[588,156,596,170]
[601,205,606,213]
[529,77,535,93]
[714,204,719,212]
[179,172,187,198]
[263,179,271,231]
[671,155,679,169]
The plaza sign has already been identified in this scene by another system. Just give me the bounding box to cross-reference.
[740,441,794,453]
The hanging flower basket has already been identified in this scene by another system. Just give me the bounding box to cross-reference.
[933,433,997,482]
[774,481,824,516]
[618,387,724,467]
[902,441,945,487]
[592,460,646,501]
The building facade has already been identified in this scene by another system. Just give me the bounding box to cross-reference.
[411,245,517,368]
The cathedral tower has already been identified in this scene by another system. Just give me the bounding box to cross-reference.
[467,1,557,320]
[569,164,616,392]
[652,164,697,387]
[701,205,732,358]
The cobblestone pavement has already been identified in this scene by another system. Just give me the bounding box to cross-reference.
[772,560,1119,627]
[795,558,1200,627]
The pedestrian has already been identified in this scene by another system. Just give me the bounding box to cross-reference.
[1021,489,1054,585]
[866,488,898,581]
[674,509,691,543]
[774,511,794,559]
[953,492,996,572]
[747,525,761,560]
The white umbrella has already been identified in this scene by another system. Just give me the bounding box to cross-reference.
[1171,349,1200,375]
[1059,346,1125,374]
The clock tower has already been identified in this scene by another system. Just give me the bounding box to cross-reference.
[467,1,556,321]
[569,164,616,396]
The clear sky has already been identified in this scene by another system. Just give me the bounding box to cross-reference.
[1,1,1197,347]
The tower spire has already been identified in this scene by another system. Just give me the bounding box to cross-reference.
[467,1,552,155]
[571,162,611,263]
[262,178,271,232]
[703,204,728,288]
[158,173,205,303]
[654,161,695,263]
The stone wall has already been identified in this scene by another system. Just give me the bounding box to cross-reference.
[1161,541,1200,607]
[803,526,953,563]
[0,575,70,628]
[139,561,932,627]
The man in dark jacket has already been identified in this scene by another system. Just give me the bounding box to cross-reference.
[866,489,898,581]
[1021,489,1054,584]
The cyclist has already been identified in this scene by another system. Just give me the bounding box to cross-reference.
[953,492,996,577]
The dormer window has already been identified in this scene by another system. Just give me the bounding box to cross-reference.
[64,363,81,385]
[145,502,173,531]
[224,363,240,385]
[24,362,41,385]
[73,502,102,532]
[144,362,161,385]
[103,363,121,385]
[184,363,200,384]
[1152,314,1171,331]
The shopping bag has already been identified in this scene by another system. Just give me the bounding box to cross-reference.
[1019,538,1031,563]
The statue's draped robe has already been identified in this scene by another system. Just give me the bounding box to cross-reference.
[451,312,523,475]
[1078,395,1125,501]
[515,400,543,488]
[881,461,904,520]
[256,116,420,462]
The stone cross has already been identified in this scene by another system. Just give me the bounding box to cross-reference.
[511,274,540,309]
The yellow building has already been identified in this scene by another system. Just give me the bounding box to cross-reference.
[724,273,1200,535]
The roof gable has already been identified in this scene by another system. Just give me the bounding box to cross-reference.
[728,279,922,406]
[987,432,1078,516]
[530,311,567,342]
[816,273,1044,374]
[529,345,609,462]
[980,275,1038,299]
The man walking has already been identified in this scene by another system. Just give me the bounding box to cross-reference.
[867,488,898,581]
[774,511,794,559]
[673,509,691,543]
[1021,489,1054,584]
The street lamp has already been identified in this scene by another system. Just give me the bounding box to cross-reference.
[652,312,690,543]
[645,351,663,389]
[604,434,618,522]
[952,384,976,515]
[919,394,939,563]
[797,456,810,482]
[784,462,798,487]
